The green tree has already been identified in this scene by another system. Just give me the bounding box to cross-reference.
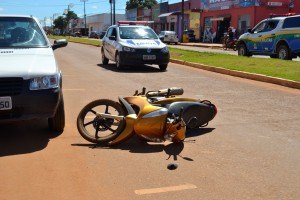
[53,16,66,30]
[142,0,157,9]
[53,11,78,32]
[126,0,157,10]
[64,10,78,23]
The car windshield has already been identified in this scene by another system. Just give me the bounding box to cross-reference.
[119,26,158,39]
[0,17,48,48]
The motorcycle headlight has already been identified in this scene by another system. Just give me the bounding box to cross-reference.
[142,108,168,119]
[123,46,135,52]
[29,75,59,90]
[161,46,169,53]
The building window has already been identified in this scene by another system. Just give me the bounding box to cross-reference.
[238,15,250,34]
[171,22,175,31]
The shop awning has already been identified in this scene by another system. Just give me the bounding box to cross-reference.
[158,12,179,18]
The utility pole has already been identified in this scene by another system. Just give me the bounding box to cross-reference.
[80,0,88,35]
[181,0,184,42]
[109,0,112,25]
[113,0,116,25]
[64,4,74,33]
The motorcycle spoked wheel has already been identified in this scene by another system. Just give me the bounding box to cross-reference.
[77,99,126,144]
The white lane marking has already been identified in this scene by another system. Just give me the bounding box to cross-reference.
[135,183,197,195]
[63,89,85,91]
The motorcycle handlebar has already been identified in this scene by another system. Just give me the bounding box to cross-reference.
[146,87,184,98]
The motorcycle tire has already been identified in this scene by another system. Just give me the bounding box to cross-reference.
[183,101,217,130]
[77,99,126,144]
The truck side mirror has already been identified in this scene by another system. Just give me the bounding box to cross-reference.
[52,39,68,50]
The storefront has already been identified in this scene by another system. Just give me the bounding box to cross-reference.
[201,0,292,42]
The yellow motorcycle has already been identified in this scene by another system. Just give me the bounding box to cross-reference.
[77,88,217,145]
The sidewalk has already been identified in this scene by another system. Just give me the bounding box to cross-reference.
[178,42,223,49]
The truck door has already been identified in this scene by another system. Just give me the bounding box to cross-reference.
[260,20,279,53]
[247,21,267,52]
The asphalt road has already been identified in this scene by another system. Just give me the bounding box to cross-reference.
[1,42,300,200]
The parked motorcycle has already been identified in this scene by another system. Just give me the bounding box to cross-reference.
[222,32,237,51]
[77,88,217,145]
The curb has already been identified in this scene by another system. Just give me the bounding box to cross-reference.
[179,43,222,49]
[170,58,300,90]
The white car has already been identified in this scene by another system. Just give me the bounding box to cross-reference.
[158,31,179,44]
[101,21,170,71]
[0,15,68,131]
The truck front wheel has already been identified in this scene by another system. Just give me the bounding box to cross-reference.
[48,95,65,132]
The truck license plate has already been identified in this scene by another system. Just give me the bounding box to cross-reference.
[143,55,156,60]
[0,96,12,110]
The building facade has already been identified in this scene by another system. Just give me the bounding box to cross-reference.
[124,0,299,42]
[200,0,297,42]
[74,13,125,34]
[86,13,125,33]
[158,0,200,40]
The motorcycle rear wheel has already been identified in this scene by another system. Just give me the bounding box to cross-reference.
[77,99,126,144]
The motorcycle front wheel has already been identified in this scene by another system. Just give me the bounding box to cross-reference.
[77,99,126,144]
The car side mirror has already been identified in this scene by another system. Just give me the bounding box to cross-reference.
[109,36,116,41]
[52,39,68,50]
[247,28,253,33]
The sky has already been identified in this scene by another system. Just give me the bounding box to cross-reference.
[0,0,181,25]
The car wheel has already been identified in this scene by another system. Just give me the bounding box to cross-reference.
[159,64,168,71]
[101,48,109,65]
[115,53,124,70]
[277,45,292,60]
[237,43,250,56]
[48,95,65,132]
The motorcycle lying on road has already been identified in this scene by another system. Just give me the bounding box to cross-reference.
[77,88,217,145]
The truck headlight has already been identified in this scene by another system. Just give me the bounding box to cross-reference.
[161,47,169,53]
[123,46,135,52]
[29,75,59,90]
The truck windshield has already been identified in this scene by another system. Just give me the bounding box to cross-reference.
[119,27,158,39]
[0,17,48,48]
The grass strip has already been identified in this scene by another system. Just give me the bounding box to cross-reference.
[48,35,300,82]
[48,35,101,46]
[170,47,300,82]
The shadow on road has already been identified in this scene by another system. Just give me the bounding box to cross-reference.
[0,120,62,157]
[186,127,215,138]
[72,127,214,161]
[97,63,165,73]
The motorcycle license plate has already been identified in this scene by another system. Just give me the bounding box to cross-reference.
[143,55,156,60]
[0,96,12,110]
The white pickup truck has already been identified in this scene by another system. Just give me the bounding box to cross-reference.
[0,15,68,132]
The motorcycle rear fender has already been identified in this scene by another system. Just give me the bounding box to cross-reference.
[109,114,137,146]
[119,96,135,114]
[108,97,137,145]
